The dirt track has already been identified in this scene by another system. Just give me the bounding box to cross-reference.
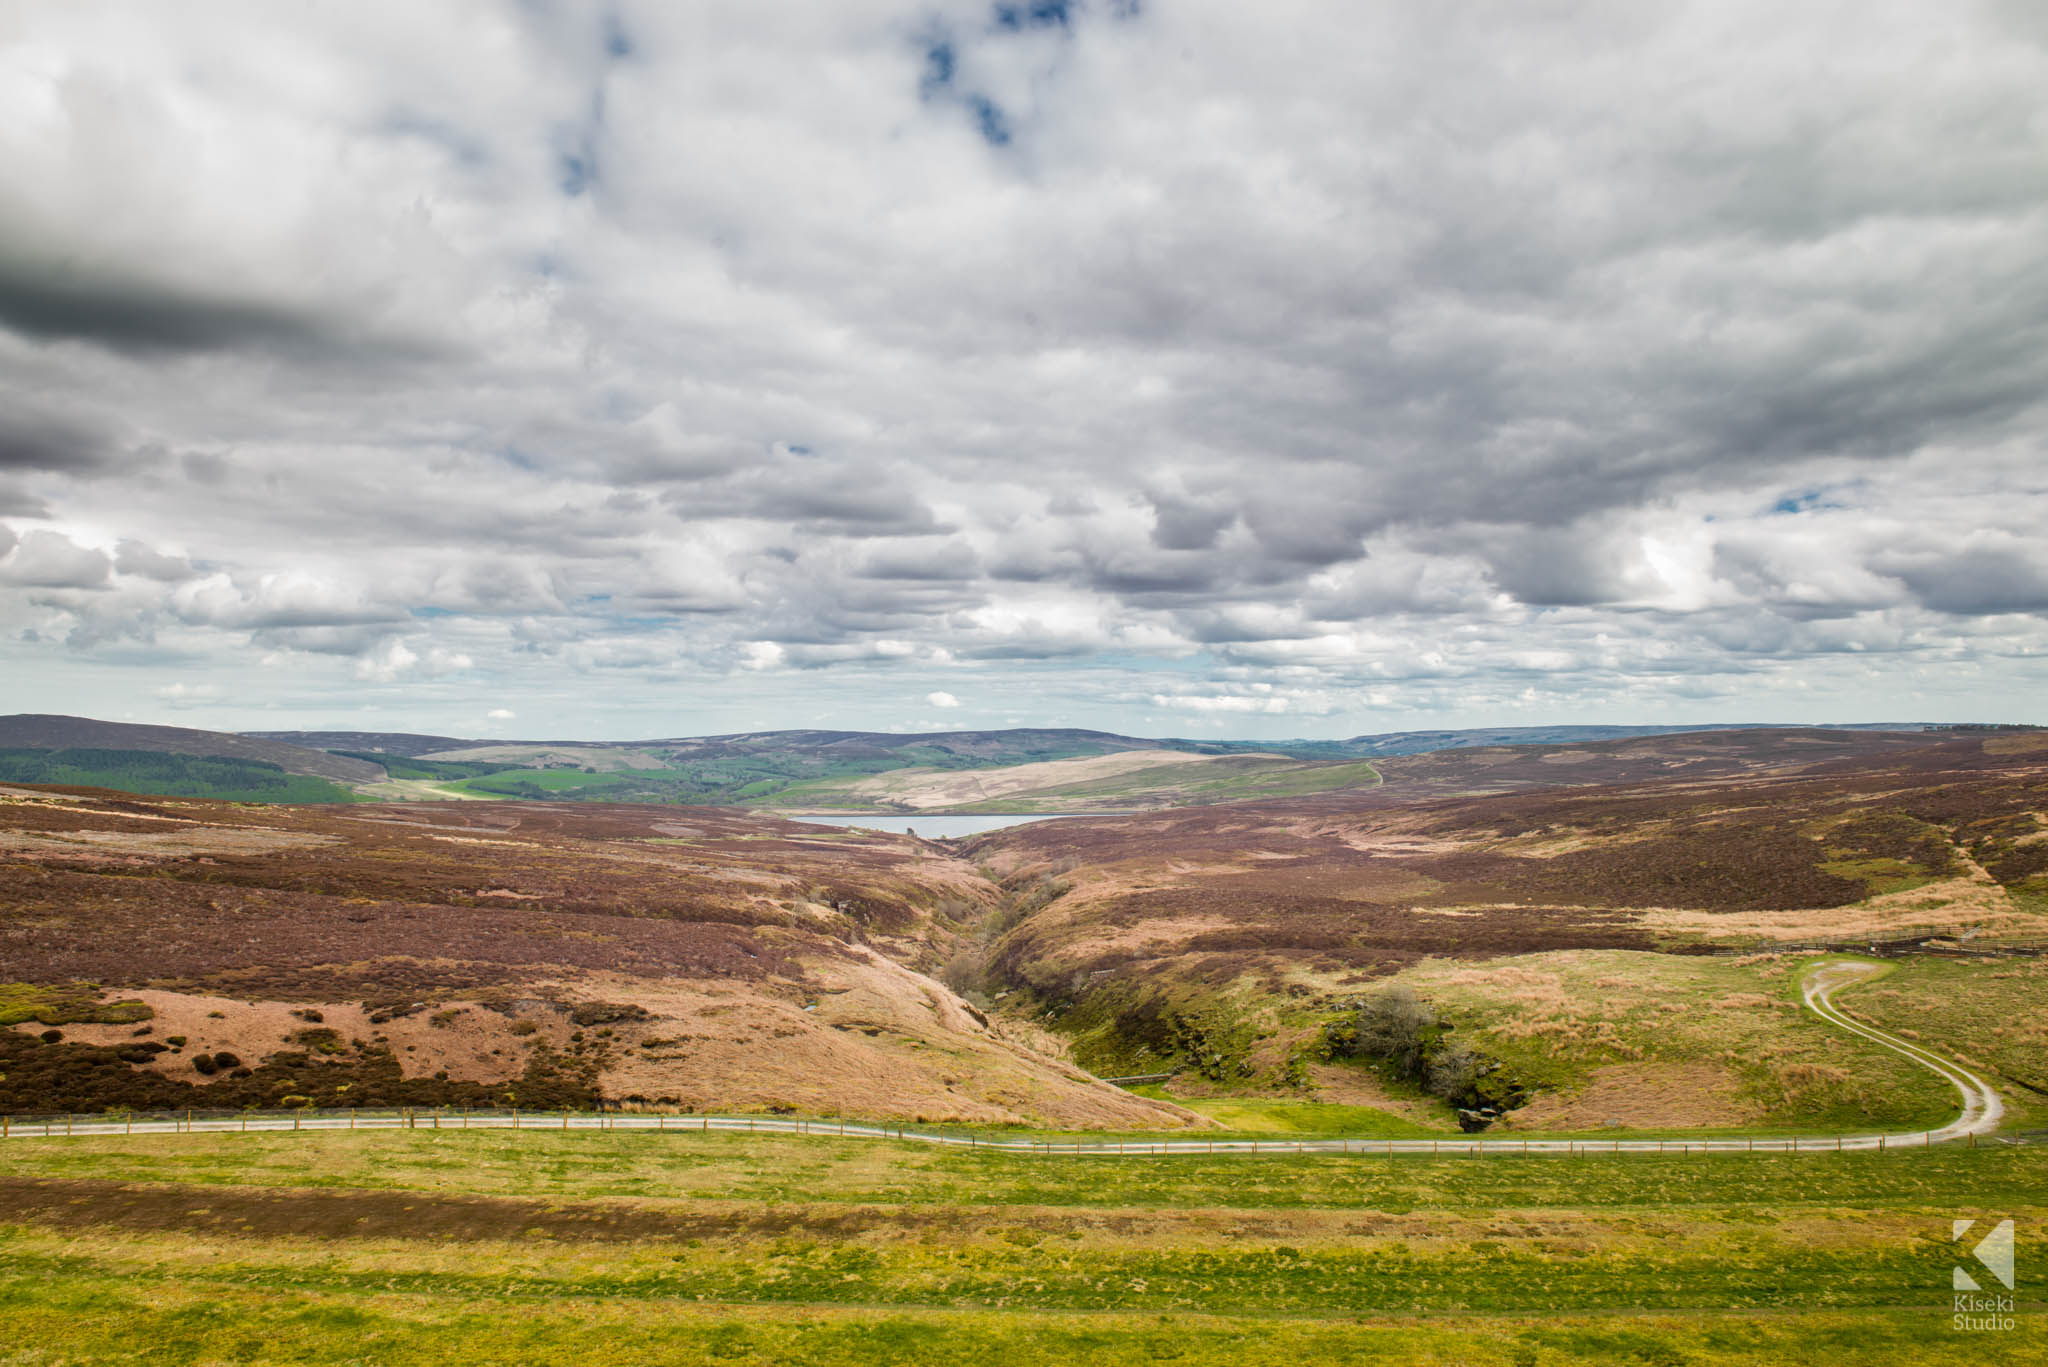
[0,961,2006,1156]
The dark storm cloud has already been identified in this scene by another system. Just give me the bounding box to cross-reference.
[0,485,49,518]
[0,256,341,356]
[0,405,115,474]
[857,539,982,580]
[1876,544,2048,617]
[1465,524,1645,609]
[1147,492,1236,552]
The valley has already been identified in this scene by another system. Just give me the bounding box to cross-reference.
[4,721,2044,1364]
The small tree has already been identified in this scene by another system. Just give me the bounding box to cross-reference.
[1327,986,1437,1078]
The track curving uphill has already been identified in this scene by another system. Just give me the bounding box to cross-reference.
[0,960,2009,1157]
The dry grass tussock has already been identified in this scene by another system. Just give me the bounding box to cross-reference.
[1502,1061,1762,1130]
[0,827,338,858]
[1638,873,2046,941]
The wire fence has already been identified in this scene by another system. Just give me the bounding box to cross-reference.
[0,1106,2027,1156]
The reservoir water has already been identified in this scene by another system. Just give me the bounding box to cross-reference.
[786,812,1076,838]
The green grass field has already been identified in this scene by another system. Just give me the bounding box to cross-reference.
[1124,1095,1446,1137]
[1388,951,1970,1133]
[1843,955,2048,1130]
[0,1130,2039,1364]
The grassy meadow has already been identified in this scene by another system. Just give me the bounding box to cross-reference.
[1394,951,1965,1133]
[0,1129,2041,1364]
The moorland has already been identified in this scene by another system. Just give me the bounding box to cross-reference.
[3,718,2045,1363]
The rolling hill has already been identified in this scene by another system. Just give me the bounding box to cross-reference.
[0,715,381,801]
[5,726,2046,1140]
[0,785,1187,1128]
[13,715,2026,817]
[0,716,382,784]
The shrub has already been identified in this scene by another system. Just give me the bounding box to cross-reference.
[1326,986,1437,1076]
[191,1054,219,1075]
[211,1051,243,1070]
[39,1029,62,1044]
[1326,988,1527,1124]
[1424,1041,1481,1099]
[939,947,988,999]
[570,1002,651,1027]
[292,1027,344,1054]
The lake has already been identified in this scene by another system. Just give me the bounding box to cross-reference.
[786,813,1079,838]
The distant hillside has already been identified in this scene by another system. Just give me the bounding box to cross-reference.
[252,721,1965,769]
[242,730,475,758]
[254,726,1170,768]
[1168,722,1948,761]
[0,749,360,803]
[0,716,382,784]
[759,727,1963,815]
[1327,722,1940,758]
[241,726,1185,807]
[30,716,1992,809]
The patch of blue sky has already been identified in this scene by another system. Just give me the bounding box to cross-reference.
[1770,488,1847,515]
[602,11,634,59]
[966,94,1011,146]
[919,38,956,98]
[994,0,1073,31]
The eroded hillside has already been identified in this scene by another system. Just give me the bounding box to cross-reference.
[0,786,1190,1128]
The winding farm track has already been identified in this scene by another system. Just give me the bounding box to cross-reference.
[0,961,2008,1157]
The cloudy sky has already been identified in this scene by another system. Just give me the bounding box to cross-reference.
[3,1,2046,741]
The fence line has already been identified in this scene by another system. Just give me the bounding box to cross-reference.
[0,1105,2026,1157]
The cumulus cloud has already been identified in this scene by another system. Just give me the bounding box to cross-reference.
[153,682,223,704]
[113,539,198,582]
[1152,693,1292,715]
[0,530,113,589]
[926,690,961,708]
[352,636,473,683]
[0,1,2043,733]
